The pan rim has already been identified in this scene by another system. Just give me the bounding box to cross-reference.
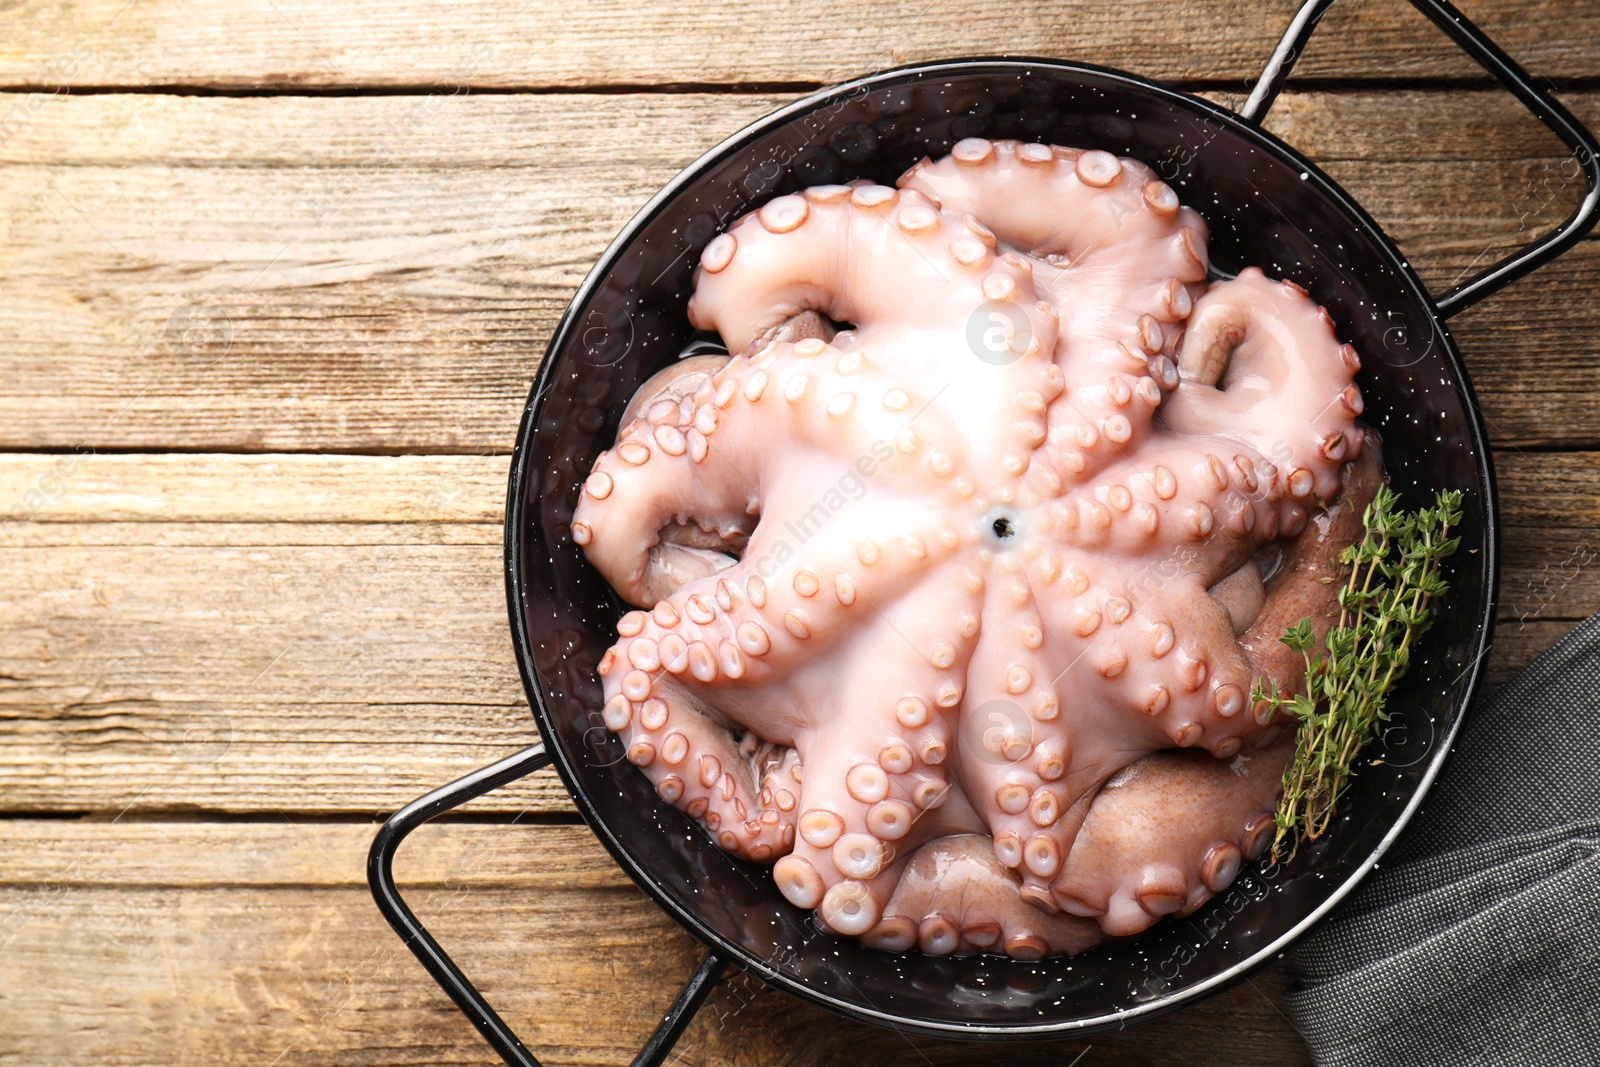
[504,54,1501,1039]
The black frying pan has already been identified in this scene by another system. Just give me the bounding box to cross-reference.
[371,0,1600,1062]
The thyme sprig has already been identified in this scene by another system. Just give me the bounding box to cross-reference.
[1251,485,1463,863]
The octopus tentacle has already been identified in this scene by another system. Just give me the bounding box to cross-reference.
[897,139,1209,297]
[687,182,1057,351]
[1017,567,1263,763]
[864,834,1103,959]
[1051,737,1290,935]
[575,331,973,607]
[1160,267,1364,502]
[959,744,1117,912]
[1242,445,1385,693]
[574,359,761,606]
[599,613,794,860]
[775,738,917,935]
[1210,560,1268,634]
[687,181,1062,492]
[592,522,961,864]
[900,139,1208,489]
[952,550,1141,906]
[773,584,985,933]
[617,354,732,430]
[1043,442,1296,567]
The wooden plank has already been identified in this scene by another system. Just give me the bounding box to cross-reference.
[0,820,1310,1066]
[0,91,1596,452]
[0,454,547,812]
[0,519,502,548]
[0,452,505,525]
[0,698,562,815]
[0,92,781,455]
[1486,619,1580,688]
[0,540,562,814]
[1449,249,1600,449]
[0,820,615,887]
[2,0,1595,90]
[1497,452,1600,627]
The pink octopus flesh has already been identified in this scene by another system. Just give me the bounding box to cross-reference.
[571,138,1380,958]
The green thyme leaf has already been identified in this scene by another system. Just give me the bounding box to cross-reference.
[1255,487,1463,863]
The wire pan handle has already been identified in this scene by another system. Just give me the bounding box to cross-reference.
[1240,0,1600,318]
[367,743,729,1067]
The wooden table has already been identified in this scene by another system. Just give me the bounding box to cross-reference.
[2,1,1595,1063]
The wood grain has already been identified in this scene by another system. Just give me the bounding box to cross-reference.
[0,539,556,813]
[2,0,1596,90]
[3,4,1597,1060]
[0,452,1590,814]
[0,819,1310,1067]
[0,91,1595,453]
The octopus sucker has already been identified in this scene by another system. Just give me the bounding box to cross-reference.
[573,139,1385,957]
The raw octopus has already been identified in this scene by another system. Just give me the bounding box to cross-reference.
[572,138,1378,959]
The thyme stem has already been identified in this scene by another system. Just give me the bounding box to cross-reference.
[1251,486,1463,862]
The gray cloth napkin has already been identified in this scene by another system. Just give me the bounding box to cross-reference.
[1287,613,1600,1065]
